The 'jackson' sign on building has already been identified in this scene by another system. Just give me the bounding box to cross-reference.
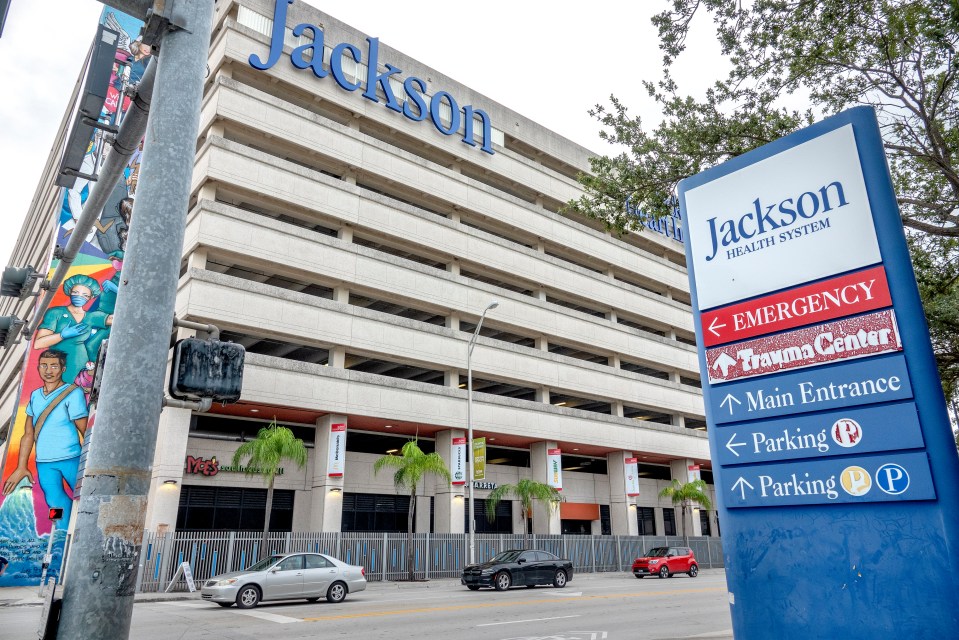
[251,0,495,155]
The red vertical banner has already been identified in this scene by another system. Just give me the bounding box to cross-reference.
[547,448,563,491]
[450,437,467,485]
[327,423,347,477]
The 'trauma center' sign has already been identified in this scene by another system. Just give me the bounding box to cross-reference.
[251,0,495,155]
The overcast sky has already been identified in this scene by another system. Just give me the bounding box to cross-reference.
[0,0,724,268]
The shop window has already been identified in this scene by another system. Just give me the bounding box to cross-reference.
[663,507,677,536]
[342,493,411,533]
[700,509,712,536]
[177,486,294,531]
[467,497,512,533]
[636,507,656,535]
[600,504,611,536]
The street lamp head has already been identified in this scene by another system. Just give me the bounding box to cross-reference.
[486,300,499,311]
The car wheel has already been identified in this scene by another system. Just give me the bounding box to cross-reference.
[658,565,670,579]
[688,564,699,578]
[217,602,233,608]
[306,597,320,603]
[552,570,567,588]
[467,585,481,591]
[235,585,261,609]
[327,581,347,603]
[493,571,512,591]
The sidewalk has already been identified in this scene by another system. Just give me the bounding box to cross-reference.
[0,576,466,607]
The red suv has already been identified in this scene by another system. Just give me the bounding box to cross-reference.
[632,546,698,579]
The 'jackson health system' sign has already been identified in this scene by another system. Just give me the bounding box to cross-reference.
[250,0,494,155]
[679,107,959,638]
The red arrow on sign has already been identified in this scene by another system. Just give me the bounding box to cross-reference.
[700,265,891,347]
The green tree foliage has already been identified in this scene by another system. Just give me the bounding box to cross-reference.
[569,0,959,393]
[373,439,450,580]
[231,419,308,554]
[658,478,712,545]
[485,478,563,545]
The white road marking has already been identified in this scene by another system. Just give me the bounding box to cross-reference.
[157,602,211,609]
[477,615,581,627]
[234,609,302,624]
[544,591,582,596]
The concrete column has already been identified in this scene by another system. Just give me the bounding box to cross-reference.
[606,451,638,536]
[309,415,348,531]
[448,260,461,276]
[333,286,349,304]
[143,407,193,532]
[536,288,547,301]
[534,241,546,253]
[330,346,346,368]
[612,401,624,418]
[654,507,666,536]
[530,441,561,535]
[196,180,217,202]
[450,208,461,224]
[187,246,207,271]
[447,311,460,331]
[343,169,357,186]
[535,336,548,351]
[415,496,431,533]
[512,501,526,535]
[669,458,702,537]
[338,226,353,243]
[536,386,550,404]
[433,430,466,533]
[444,369,460,388]
[709,509,720,537]
[605,310,618,322]
[609,354,621,369]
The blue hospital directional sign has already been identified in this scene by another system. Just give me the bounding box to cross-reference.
[716,401,923,466]
[724,451,935,507]
[709,353,912,424]
[679,106,959,638]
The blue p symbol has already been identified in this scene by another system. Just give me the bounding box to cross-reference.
[876,464,910,495]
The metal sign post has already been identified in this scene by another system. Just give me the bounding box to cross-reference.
[679,106,959,638]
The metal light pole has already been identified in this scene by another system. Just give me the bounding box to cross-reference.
[467,300,498,565]
[57,2,214,639]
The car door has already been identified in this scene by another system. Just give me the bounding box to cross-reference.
[534,551,554,583]
[516,551,537,585]
[263,554,305,600]
[667,548,683,573]
[303,553,337,596]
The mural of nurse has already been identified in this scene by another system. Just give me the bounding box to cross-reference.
[33,275,113,384]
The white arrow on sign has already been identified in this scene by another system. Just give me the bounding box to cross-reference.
[732,477,754,499]
[707,316,727,338]
[720,393,742,415]
[725,433,747,457]
[712,352,737,377]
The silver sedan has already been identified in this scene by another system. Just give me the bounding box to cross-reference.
[200,552,367,608]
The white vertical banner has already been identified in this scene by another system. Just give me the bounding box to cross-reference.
[451,437,467,485]
[547,448,563,491]
[328,423,347,477]
[688,464,701,482]
[625,457,640,497]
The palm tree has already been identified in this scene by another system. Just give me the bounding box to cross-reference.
[658,478,712,545]
[232,419,308,556]
[485,478,563,546]
[373,439,450,581]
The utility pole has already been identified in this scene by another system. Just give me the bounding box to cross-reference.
[57,2,214,638]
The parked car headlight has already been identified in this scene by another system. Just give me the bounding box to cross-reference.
[648,560,659,565]
[214,578,238,586]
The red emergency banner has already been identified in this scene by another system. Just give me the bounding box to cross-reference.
[706,309,902,384]
[700,265,891,347]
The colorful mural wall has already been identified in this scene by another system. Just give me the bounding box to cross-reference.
[0,9,147,586]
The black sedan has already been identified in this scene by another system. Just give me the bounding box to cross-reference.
[461,549,573,591]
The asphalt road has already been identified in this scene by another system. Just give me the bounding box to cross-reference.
[6,570,733,640]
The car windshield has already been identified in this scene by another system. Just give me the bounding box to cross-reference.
[489,550,523,563]
[645,547,668,557]
[245,555,283,572]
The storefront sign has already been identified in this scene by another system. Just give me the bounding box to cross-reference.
[706,309,902,384]
[624,458,640,497]
[328,423,346,477]
[451,437,467,485]
[251,0,494,155]
[472,437,486,480]
[547,448,563,491]
[184,455,284,477]
[472,481,497,490]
